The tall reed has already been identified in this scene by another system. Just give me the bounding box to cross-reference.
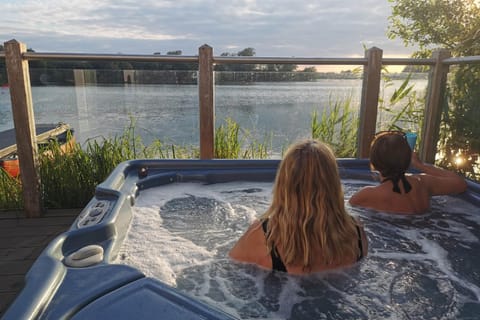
[215,117,272,159]
[215,117,242,158]
[309,75,426,158]
[0,117,273,210]
[311,96,359,157]
[0,169,22,209]
[40,138,97,208]
[1,79,429,210]
[377,74,424,140]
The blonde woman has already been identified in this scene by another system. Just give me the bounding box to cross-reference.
[229,139,368,274]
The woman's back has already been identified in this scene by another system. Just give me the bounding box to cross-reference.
[229,218,367,275]
[349,174,431,214]
[349,131,467,214]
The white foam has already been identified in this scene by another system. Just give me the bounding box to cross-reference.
[114,180,480,319]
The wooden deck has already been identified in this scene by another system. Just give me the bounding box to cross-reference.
[0,209,80,316]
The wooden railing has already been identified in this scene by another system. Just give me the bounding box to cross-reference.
[1,39,480,217]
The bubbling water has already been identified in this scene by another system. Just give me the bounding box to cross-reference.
[116,181,480,320]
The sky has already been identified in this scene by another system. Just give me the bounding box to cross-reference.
[1,0,417,62]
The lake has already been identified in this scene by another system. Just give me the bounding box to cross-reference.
[0,79,427,154]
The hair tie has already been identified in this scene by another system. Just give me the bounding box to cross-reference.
[400,174,412,193]
[383,173,412,194]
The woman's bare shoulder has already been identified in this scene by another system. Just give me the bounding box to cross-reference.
[229,220,264,259]
[349,185,377,206]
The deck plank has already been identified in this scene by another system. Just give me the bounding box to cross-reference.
[0,209,79,317]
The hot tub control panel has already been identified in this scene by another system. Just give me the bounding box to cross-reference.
[76,200,111,228]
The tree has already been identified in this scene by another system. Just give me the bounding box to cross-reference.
[302,67,317,73]
[388,0,480,179]
[216,47,257,72]
[233,47,256,72]
[237,47,255,57]
[388,0,480,57]
[261,64,298,72]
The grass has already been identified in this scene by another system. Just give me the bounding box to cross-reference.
[311,96,359,158]
[377,74,425,140]
[0,169,22,210]
[215,117,241,159]
[215,117,272,159]
[0,98,419,211]
[0,117,273,210]
[0,78,443,210]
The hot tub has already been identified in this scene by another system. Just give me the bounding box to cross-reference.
[3,159,480,320]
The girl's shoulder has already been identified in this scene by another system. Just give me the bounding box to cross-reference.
[349,185,379,206]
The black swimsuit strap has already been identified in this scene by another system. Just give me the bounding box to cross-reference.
[382,173,412,194]
[355,224,364,262]
[262,219,287,272]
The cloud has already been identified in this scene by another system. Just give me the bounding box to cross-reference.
[0,0,415,57]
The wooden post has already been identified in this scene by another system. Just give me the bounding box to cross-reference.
[420,49,450,163]
[357,47,383,158]
[4,39,43,217]
[198,44,215,159]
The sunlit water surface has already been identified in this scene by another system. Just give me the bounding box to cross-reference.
[0,80,427,152]
[116,181,480,320]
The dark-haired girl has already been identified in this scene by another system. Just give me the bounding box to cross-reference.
[349,131,467,214]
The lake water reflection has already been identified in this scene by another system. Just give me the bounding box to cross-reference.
[0,79,427,153]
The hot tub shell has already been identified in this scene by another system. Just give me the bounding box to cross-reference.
[3,159,480,320]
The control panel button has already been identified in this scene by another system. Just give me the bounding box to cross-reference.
[77,200,111,228]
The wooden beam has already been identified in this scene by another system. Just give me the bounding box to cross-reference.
[357,47,383,158]
[420,49,451,164]
[198,44,215,159]
[4,39,43,218]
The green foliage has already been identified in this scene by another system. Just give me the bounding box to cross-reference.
[215,117,241,159]
[215,47,299,74]
[311,96,359,158]
[388,0,480,180]
[241,135,271,159]
[387,0,480,54]
[0,117,272,210]
[377,73,425,138]
[309,74,428,159]
[436,64,480,179]
[146,140,198,159]
[446,66,480,152]
[37,119,202,208]
[215,117,271,159]
[0,169,22,209]
[237,48,256,57]
[217,47,258,72]
[40,140,98,208]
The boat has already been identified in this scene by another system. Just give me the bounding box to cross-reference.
[0,123,75,178]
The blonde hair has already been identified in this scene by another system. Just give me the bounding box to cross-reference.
[262,139,359,269]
